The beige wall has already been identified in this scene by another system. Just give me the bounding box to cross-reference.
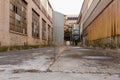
[0,0,10,46]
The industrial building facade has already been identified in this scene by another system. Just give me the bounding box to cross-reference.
[78,0,120,48]
[0,0,53,47]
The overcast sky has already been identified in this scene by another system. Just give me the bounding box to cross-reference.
[49,0,84,15]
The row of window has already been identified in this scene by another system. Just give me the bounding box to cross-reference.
[9,0,53,40]
[32,9,52,40]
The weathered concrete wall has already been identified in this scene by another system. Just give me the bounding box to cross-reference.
[88,36,120,49]
[53,11,64,46]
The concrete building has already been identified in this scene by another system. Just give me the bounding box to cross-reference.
[53,11,64,46]
[78,0,120,48]
[0,0,53,47]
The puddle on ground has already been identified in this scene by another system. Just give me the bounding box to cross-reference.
[82,56,113,60]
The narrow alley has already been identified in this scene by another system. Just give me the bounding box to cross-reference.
[0,47,120,80]
[0,0,120,79]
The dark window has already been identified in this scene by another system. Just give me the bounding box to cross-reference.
[32,9,39,38]
[48,25,51,41]
[42,19,46,40]
[51,28,53,41]
[67,17,78,20]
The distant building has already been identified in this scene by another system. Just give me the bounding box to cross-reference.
[53,11,64,46]
[0,0,53,46]
[64,15,78,27]
[72,24,80,36]
[78,0,120,48]
[64,15,78,41]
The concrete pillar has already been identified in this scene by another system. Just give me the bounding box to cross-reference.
[0,0,10,46]
[27,1,32,45]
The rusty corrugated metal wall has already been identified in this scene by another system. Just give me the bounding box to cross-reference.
[88,0,120,41]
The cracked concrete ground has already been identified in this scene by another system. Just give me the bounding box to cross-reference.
[50,47,120,74]
[0,46,120,80]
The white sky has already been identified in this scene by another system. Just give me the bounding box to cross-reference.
[49,0,84,15]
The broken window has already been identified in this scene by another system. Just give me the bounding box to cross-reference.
[9,0,27,34]
[32,9,40,38]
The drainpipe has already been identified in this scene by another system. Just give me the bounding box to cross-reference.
[0,41,1,47]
